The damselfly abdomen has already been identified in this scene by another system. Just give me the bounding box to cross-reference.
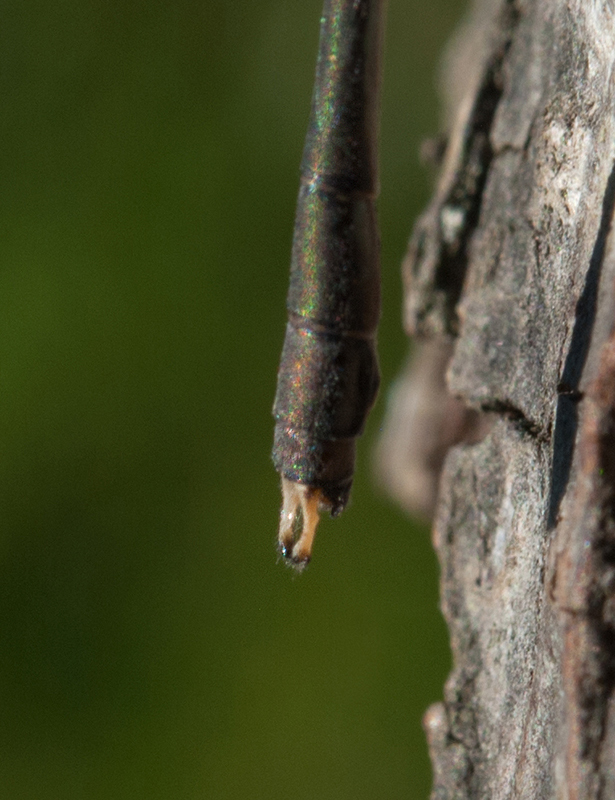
[273,0,386,569]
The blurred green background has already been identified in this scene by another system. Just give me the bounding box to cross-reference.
[0,1,466,797]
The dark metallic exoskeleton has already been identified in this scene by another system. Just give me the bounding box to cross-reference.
[273,0,386,568]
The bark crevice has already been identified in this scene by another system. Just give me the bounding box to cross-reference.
[403,0,521,339]
[378,0,615,796]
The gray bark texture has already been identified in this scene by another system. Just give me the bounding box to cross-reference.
[378,0,615,797]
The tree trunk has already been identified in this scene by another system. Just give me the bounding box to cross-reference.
[378,1,615,797]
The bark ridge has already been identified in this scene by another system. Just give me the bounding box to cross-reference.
[379,1,615,796]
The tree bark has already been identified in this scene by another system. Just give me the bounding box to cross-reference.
[378,1,615,797]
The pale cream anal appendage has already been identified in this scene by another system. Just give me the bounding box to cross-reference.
[278,477,325,569]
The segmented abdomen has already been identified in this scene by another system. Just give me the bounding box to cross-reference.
[272,0,385,565]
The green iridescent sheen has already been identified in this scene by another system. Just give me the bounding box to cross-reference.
[273,0,386,514]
